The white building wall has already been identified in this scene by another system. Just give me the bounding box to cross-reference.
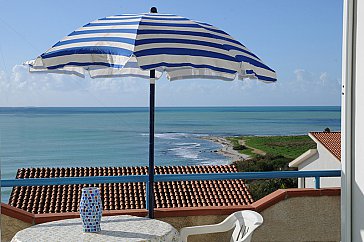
[298,144,341,188]
[297,152,319,188]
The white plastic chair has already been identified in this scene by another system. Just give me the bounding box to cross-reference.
[180,210,263,242]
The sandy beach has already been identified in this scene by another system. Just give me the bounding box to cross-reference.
[201,136,250,162]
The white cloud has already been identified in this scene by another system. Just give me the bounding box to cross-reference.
[88,78,148,94]
[0,65,150,94]
[293,69,315,90]
[0,65,152,106]
[319,72,328,85]
[0,65,80,92]
[290,69,341,93]
[0,65,341,107]
[230,78,254,91]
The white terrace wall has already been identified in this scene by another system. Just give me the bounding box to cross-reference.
[1,215,32,242]
[162,195,341,242]
[252,195,340,242]
[1,192,340,242]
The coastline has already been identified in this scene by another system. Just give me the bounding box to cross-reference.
[201,136,250,162]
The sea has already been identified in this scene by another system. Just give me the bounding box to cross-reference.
[0,106,341,202]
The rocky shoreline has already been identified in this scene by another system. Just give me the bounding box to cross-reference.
[201,136,250,162]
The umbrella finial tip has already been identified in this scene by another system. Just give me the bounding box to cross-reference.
[150,7,158,13]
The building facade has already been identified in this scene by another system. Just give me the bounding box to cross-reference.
[289,132,341,188]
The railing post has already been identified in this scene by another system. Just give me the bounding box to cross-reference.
[146,181,150,211]
[315,176,321,189]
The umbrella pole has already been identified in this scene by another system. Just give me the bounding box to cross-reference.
[147,69,156,218]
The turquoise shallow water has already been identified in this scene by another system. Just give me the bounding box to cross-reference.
[0,106,340,202]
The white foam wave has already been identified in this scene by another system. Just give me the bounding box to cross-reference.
[198,159,230,166]
[175,142,201,147]
[169,146,199,159]
[140,132,190,140]
[141,132,208,139]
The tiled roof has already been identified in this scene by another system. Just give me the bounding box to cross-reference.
[8,165,253,214]
[309,132,341,161]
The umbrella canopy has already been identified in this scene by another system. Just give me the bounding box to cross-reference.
[26,8,276,218]
[29,11,276,82]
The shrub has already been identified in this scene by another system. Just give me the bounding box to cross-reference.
[246,178,297,201]
[233,144,247,151]
[234,153,297,200]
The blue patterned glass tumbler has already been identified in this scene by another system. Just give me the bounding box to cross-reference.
[80,187,102,233]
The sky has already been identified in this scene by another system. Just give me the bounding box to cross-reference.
[0,0,343,107]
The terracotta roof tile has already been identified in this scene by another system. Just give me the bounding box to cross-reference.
[8,165,253,214]
[310,132,341,160]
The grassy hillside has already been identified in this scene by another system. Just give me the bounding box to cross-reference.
[230,135,316,200]
[241,135,316,159]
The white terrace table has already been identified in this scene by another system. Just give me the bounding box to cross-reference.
[11,215,180,242]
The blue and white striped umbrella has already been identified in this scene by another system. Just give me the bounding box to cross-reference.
[27,9,276,219]
[29,12,276,82]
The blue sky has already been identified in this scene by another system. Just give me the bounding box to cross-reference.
[0,0,343,107]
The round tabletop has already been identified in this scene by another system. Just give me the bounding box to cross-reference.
[11,215,180,242]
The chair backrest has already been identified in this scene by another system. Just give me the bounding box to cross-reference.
[229,210,264,242]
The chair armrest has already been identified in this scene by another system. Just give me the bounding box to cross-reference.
[180,222,235,242]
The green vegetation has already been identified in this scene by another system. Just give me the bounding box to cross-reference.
[226,137,258,158]
[241,135,316,159]
[234,154,294,172]
[233,144,247,151]
[231,135,317,201]
[247,178,298,200]
[237,148,256,157]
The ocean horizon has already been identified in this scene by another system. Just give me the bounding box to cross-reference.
[0,106,341,202]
